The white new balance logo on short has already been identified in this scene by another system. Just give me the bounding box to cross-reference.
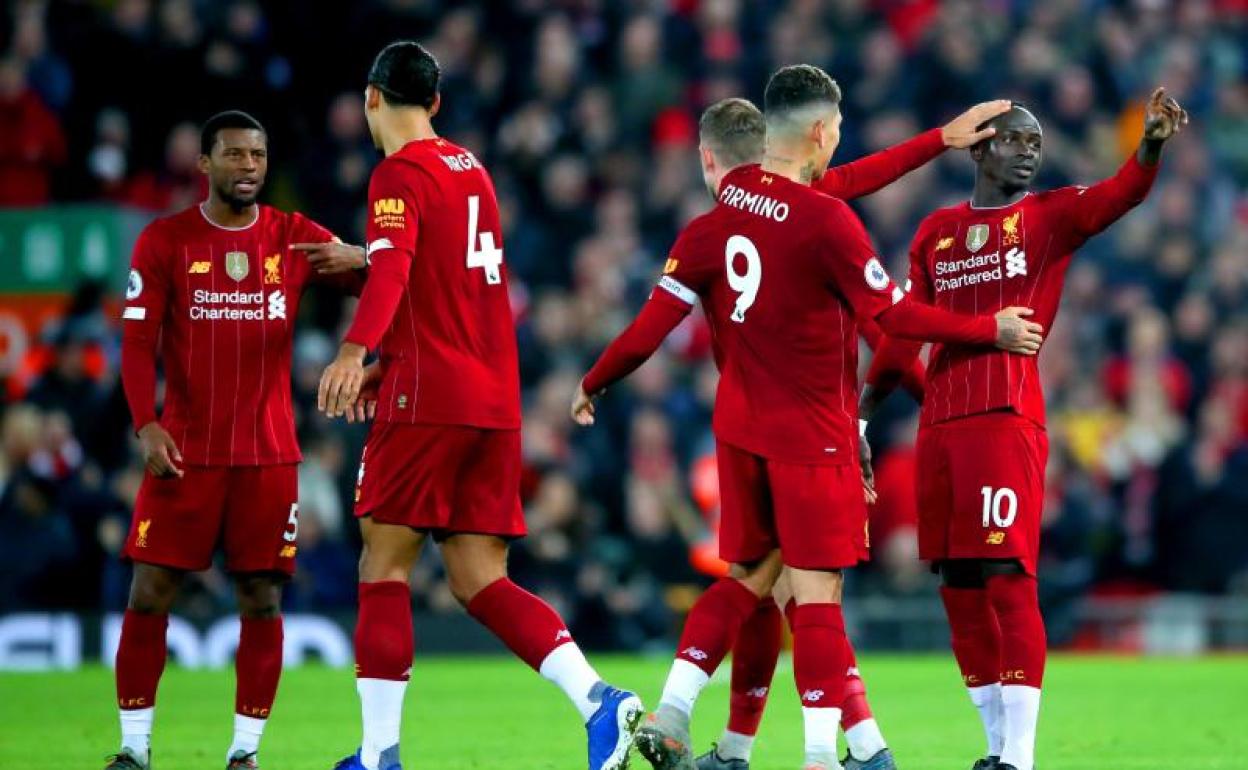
[1005,248,1027,278]
[267,291,286,320]
[555,629,572,642]
[801,689,825,703]
[682,647,708,661]
[747,686,769,698]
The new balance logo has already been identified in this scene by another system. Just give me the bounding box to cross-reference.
[188,261,211,274]
[267,291,286,320]
[1005,247,1027,278]
[555,629,572,642]
[681,646,708,661]
[746,686,769,699]
[801,689,825,703]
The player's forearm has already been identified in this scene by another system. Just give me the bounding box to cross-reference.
[1137,137,1165,167]
[875,296,997,346]
[818,129,944,200]
[120,334,159,431]
[581,296,688,396]
[864,333,925,410]
[342,258,406,350]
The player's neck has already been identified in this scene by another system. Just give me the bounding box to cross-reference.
[760,148,819,186]
[380,113,438,156]
[201,197,258,229]
[971,179,1029,209]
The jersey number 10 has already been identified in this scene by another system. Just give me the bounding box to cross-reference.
[467,194,504,285]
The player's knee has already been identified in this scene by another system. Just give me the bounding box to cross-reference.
[127,565,182,613]
[234,574,283,618]
[787,567,843,605]
[445,564,504,607]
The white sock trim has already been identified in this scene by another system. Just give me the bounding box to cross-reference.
[844,717,887,760]
[968,682,1005,756]
[717,729,756,761]
[999,684,1041,770]
[802,706,841,758]
[659,659,710,716]
[357,677,407,770]
[120,707,153,759]
[538,642,601,722]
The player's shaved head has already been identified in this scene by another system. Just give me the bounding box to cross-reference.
[763,64,842,137]
[368,41,440,109]
[699,98,766,168]
[971,104,1044,195]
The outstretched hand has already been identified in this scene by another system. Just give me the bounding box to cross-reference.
[291,239,366,274]
[1143,87,1188,142]
[942,100,1013,149]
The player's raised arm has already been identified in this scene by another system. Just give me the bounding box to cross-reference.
[1064,87,1186,241]
[816,100,1011,200]
[120,226,184,478]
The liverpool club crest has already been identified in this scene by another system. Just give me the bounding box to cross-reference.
[225,251,250,281]
[965,224,989,253]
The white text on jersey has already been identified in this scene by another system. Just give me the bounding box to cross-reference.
[440,151,483,173]
[718,184,790,222]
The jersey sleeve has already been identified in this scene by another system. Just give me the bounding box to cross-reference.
[120,224,172,430]
[343,161,419,350]
[1055,153,1159,249]
[815,128,945,201]
[649,225,716,313]
[864,222,934,395]
[821,200,906,319]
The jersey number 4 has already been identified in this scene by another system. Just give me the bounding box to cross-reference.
[467,194,504,285]
[726,235,761,323]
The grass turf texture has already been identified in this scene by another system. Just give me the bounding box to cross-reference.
[3,655,1244,769]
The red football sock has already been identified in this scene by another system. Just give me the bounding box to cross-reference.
[235,616,283,718]
[355,581,414,681]
[727,597,783,736]
[840,635,873,730]
[940,586,1002,688]
[675,577,761,675]
[115,610,169,710]
[790,603,848,710]
[466,578,572,671]
[986,573,1046,687]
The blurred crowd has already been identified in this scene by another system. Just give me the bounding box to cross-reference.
[1,0,1245,650]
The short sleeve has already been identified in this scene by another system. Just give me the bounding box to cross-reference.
[366,160,418,263]
[123,224,171,328]
[904,218,938,304]
[650,224,715,312]
[821,200,905,321]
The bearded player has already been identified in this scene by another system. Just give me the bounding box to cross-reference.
[573,65,1043,770]
[316,42,641,770]
[859,88,1187,770]
[109,110,368,770]
[688,96,1010,770]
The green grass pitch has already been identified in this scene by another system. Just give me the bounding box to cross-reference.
[3,654,1244,769]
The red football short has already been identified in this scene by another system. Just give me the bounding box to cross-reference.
[716,440,867,570]
[354,422,526,539]
[916,411,1048,575]
[125,464,299,575]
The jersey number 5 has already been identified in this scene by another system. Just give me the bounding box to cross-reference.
[467,194,504,285]
[725,235,761,323]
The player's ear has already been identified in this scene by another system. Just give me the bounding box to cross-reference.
[428,92,441,119]
[810,118,825,149]
[197,153,211,175]
[700,145,716,175]
[364,85,381,113]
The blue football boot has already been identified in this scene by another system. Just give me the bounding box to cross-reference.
[587,682,645,770]
[331,746,401,770]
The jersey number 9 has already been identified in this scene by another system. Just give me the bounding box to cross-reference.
[726,235,761,323]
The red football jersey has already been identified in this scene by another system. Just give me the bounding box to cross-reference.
[344,138,520,428]
[653,164,905,465]
[904,155,1157,427]
[121,204,362,465]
